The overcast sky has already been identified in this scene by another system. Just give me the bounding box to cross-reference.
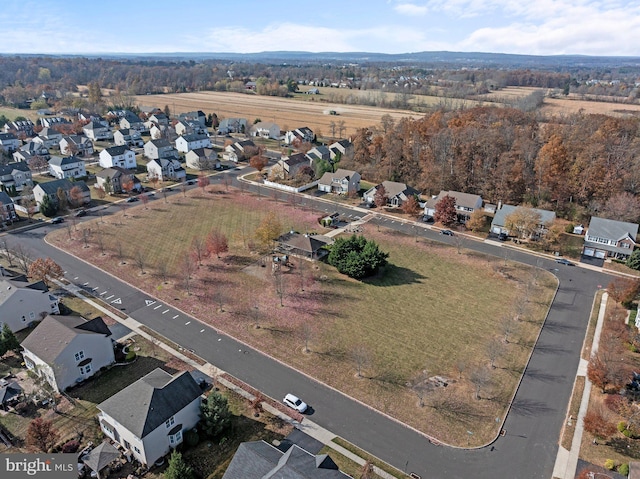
[2,0,639,56]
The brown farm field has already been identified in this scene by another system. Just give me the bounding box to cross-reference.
[135,91,426,138]
[47,185,556,445]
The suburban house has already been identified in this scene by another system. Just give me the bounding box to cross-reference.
[490,204,556,238]
[144,139,179,161]
[119,112,146,132]
[329,139,354,161]
[99,145,137,169]
[34,127,63,148]
[78,113,108,126]
[82,121,113,141]
[317,168,361,195]
[284,127,314,145]
[217,118,247,135]
[96,167,142,194]
[40,117,70,128]
[0,276,59,333]
[306,146,331,162]
[0,191,18,222]
[113,128,144,148]
[363,181,420,207]
[21,315,115,393]
[97,368,202,466]
[178,110,206,127]
[3,119,35,137]
[583,216,639,260]
[148,113,169,127]
[59,135,94,157]
[222,441,349,479]
[271,153,310,179]
[424,190,483,223]
[0,133,20,152]
[276,232,333,260]
[33,179,91,207]
[249,121,280,140]
[146,158,186,182]
[185,148,219,170]
[175,120,207,137]
[0,161,33,192]
[48,155,86,179]
[175,133,212,153]
[223,139,256,162]
[18,140,51,160]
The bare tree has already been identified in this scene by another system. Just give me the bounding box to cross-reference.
[115,242,126,263]
[301,323,314,353]
[455,359,467,380]
[500,316,518,344]
[13,244,31,274]
[134,250,147,274]
[470,367,490,400]
[410,368,432,407]
[486,338,504,369]
[352,344,371,378]
[81,228,91,248]
[181,254,195,295]
[273,269,285,307]
[1,239,14,267]
[156,262,170,283]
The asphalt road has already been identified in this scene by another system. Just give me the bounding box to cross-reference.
[9,173,614,479]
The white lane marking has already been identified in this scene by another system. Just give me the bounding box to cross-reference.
[200,329,205,333]
[92,287,99,291]
[74,276,79,280]
[154,305,162,310]
[105,295,114,300]
[100,291,107,296]
[173,315,179,319]
[162,309,170,314]
[111,298,122,304]
[82,282,89,286]
[185,321,191,325]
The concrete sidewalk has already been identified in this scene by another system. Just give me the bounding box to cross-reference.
[56,280,398,479]
[552,292,608,479]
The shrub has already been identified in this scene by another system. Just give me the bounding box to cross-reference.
[606,395,627,414]
[618,421,627,433]
[619,463,630,476]
[622,429,632,438]
[62,440,80,453]
[184,428,199,447]
[125,350,136,361]
[605,459,616,470]
[565,224,574,234]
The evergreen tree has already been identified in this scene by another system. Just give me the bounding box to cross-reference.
[38,195,57,217]
[627,250,640,271]
[0,324,19,355]
[164,451,194,479]
[200,391,232,439]
[327,235,389,279]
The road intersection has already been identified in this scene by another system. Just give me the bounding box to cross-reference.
[8,175,616,478]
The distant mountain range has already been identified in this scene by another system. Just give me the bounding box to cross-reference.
[8,51,640,69]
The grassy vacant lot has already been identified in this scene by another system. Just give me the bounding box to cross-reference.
[48,186,555,445]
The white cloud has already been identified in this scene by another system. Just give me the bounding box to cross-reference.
[394,3,429,15]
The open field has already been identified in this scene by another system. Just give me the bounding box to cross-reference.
[135,91,426,138]
[48,185,555,445]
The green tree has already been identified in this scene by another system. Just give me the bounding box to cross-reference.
[627,249,640,271]
[38,195,57,217]
[164,450,195,479]
[327,235,389,279]
[200,391,232,439]
[0,324,19,355]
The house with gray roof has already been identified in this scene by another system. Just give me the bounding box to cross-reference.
[583,216,638,260]
[424,190,483,223]
[178,110,206,127]
[317,168,360,195]
[48,155,86,179]
[21,315,114,393]
[3,119,35,137]
[144,139,179,161]
[284,127,314,145]
[363,181,419,207]
[59,135,94,157]
[185,148,219,171]
[82,121,113,141]
[276,232,333,260]
[97,368,202,466]
[0,191,17,222]
[217,118,247,135]
[175,133,211,153]
[19,140,50,159]
[96,167,142,194]
[146,158,185,182]
[490,204,556,238]
[113,128,143,148]
[33,178,91,208]
[33,127,62,148]
[119,111,145,132]
[0,276,59,333]
[223,139,256,162]
[0,161,33,193]
[306,146,331,162]
[99,145,136,169]
[249,121,280,140]
[0,133,20,153]
[222,441,349,479]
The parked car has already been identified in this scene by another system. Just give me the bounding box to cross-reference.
[186,179,195,185]
[497,232,508,241]
[74,209,87,217]
[555,258,575,266]
[422,215,434,223]
[50,217,64,224]
[283,393,308,413]
[126,196,139,203]
[440,229,454,236]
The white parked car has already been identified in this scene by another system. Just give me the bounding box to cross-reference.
[283,393,308,413]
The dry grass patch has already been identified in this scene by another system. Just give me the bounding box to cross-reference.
[48,187,555,445]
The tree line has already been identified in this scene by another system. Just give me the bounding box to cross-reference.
[341,107,640,223]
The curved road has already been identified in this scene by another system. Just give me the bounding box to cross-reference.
[9,174,613,479]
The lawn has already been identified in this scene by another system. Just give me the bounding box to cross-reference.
[48,186,556,445]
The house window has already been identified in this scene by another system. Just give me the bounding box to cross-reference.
[134,446,140,453]
[74,351,85,361]
[79,364,92,375]
[29,312,35,320]
[169,430,182,445]
[622,243,630,248]
[165,416,175,428]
